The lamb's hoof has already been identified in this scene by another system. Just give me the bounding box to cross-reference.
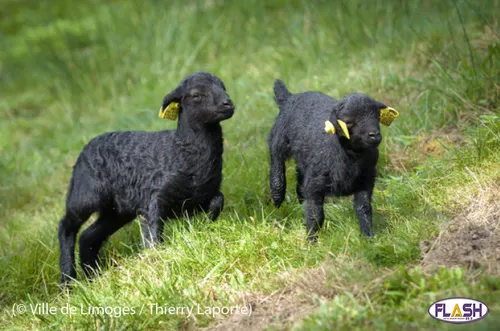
[307,233,319,244]
[271,196,284,208]
[58,277,74,291]
[361,232,374,239]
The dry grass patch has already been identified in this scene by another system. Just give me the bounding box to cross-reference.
[387,128,465,172]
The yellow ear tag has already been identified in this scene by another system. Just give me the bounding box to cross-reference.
[337,120,350,139]
[324,121,336,134]
[380,107,399,126]
[158,102,180,120]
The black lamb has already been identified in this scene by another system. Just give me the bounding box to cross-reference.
[58,72,235,284]
[268,79,398,241]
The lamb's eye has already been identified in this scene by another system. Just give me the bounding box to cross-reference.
[344,121,354,128]
[191,92,202,101]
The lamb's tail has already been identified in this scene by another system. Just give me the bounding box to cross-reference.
[273,79,292,111]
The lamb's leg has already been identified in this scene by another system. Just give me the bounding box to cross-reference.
[206,191,224,221]
[79,213,133,278]
[59,211,91,284]
[268,128,288,207]
[305,195,325,242]
[142,200,164,249]
[296,166,304,204]
[353,190,374,237]
[269,153,286,207]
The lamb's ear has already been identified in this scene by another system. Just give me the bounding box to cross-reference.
[328,101,350,139]
[380,106,399,126]
[324,120,351,139]
[159,85,183,120]
[336,120,350,139]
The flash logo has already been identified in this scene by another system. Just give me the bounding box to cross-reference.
[429,297,489,324]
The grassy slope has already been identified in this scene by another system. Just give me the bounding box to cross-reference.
[0,0,499,329]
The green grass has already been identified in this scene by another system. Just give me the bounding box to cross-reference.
[1,0,499,329]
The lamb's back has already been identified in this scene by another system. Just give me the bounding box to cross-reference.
[279,92,339,160]
[73,130,176,212]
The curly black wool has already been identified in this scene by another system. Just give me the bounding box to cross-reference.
[58,72,234,284]
[268,79,389,241]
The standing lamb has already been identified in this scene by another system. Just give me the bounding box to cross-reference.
[58,72,235,284]
[268,79,398,241]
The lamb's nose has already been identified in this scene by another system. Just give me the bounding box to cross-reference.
[223,99,233,108]
[368,131,381,143]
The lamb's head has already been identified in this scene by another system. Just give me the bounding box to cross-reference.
[327,93,398,150]
[159,72,234,124]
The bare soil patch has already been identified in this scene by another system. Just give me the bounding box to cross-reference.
[204,288,315,331]
[202,261,361,331]
[421,180,500,274]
